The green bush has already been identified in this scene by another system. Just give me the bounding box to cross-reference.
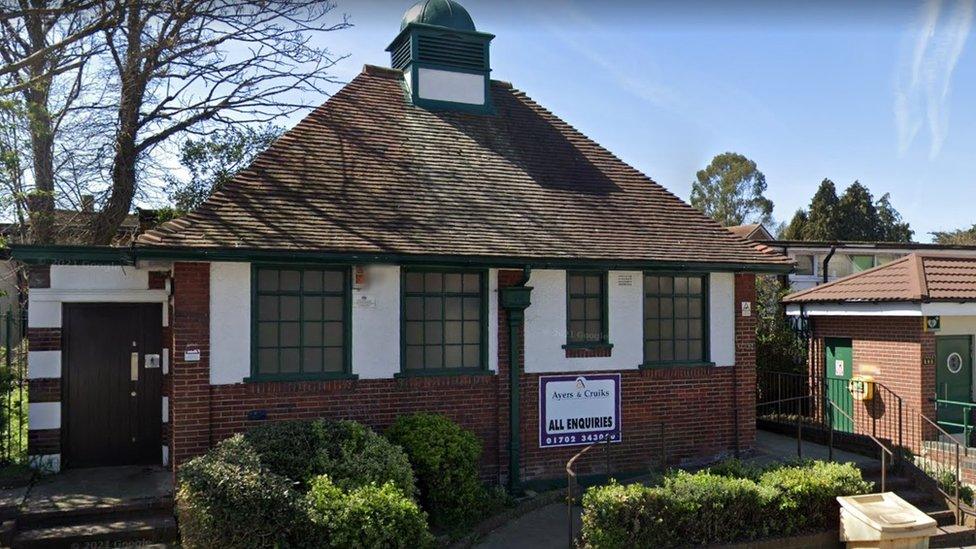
[306,475,433,548]
[385,413,485,528]
[176,435,306,548]
[245,419,415,496]
[580,460,873,548]
[759,461,873,530]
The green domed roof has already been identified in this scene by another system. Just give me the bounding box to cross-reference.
[401,0,476,32]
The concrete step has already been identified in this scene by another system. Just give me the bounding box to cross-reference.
[930,524,976,548]
[11,512,177,549]
[861,474,915,492]
[922,507,958,527]
[890,488,938,507]
[16,496,172,529]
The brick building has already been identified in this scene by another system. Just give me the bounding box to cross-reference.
[784,254,976,451]
[12,0,791,489]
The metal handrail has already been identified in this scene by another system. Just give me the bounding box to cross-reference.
[913,408,974,524]
[935,397,976,442]
[827,400,893,492]
[565,436,613,549]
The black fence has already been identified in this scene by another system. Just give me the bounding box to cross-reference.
[0,309,27,465]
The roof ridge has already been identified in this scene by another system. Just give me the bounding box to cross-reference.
[783,253,915,303]
[910,253,928,300]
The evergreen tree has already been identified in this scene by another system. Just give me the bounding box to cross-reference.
[835,181,879,240]
[690,152,773,226]
[780,209,808,240]
[802,179,839,240]
[875,193,913,242]
[932,225,976,245]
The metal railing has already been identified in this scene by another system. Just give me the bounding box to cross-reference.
[0,309,26,465]
[827,399,893,492]
[934,397,976,444]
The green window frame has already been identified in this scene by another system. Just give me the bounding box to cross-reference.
[642,273,710,367]
[250,265,353,381]
[400,268,489,375]
[565,271,609,348]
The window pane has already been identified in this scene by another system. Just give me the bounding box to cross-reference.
[569,321,585,342]
[661,340,674,361]
[675,340,689,361]
[569,298,584,320]
[462,273,480,293]
[585,298,600,318]
[689,340,703,361]
[585,275,601,294]
[660,277,673,294]
[303,322,323,346]
[643,275,707,365]
[405,321,423,345]
[303,348,323,373]
[280,270,301,291]
[444,321,462,344]
[303,270,323,292]
[675,297,688,318]
[405,273,424,292]
[689,277,703,294]
[660,299,673,318]
[425,346,443,369]
[258,269,279,292]
[675,277,688,294]
[425,297,442,320]
[405,346,423,370]
[303,297,323,321]
[258,323,277,347]
[281,296,300,321]
[689,298,703,319]
[323,348,343,373]
[462,344,480,368]
[675,318,688,339]
[445,345,463,368]
[463,321,480,344]
[425,322,443,344]
[794,255,815,276]
[569,275,585,294]
[258,349,278,374]
[324,322,343,346]
[280,349,300,373]
[644,341,660,362]
[659,320,673,339]
[280,323,300,347]
[690,319,703,339]
[424,272,442,292]
[323,296,343,321]
[445,297,462,320]
[645,320,658,339]
[463,297,480,319]
[644,298,658,319]
[444,273,463,293]
[323,271,344,292]
[258,296,278,321]
[645,276,659,293]
[585,321,601,341]
[404,297,424,321]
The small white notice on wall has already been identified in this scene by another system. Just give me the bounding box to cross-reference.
[184,347,201,362]
[835,359,845,376]
[616,274,633,287]
[741,301,752,317]
[354,295,376,309]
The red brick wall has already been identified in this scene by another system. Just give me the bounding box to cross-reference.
[170,267,759,484]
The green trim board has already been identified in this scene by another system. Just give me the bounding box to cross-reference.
[9,244,793,274]
[565,270,609,346]
[399,267,490,374]
[248,264,353,381]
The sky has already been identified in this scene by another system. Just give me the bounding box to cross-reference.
[276,0,976,242]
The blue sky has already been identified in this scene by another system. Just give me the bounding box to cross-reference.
[294,0,976,242]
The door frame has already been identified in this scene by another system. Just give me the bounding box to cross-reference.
[935,334,974,435]
[824,337,854,433]
[61,302,164,468]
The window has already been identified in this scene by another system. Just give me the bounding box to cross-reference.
[643,274,708,366]
[566,272,608,346]
[253,266,349,379]
[850,255,875,273]
[793,254,815,276]
[402,269,486,373]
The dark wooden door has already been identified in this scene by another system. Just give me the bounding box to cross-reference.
[63,303,163,468]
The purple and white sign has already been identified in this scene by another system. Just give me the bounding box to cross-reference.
[539,374,621,448]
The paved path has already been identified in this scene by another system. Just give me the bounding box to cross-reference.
[473,429,878,548]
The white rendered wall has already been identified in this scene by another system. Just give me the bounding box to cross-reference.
[50,265,148,290]
[416,68,484,105]
[352,265,400,379]
[708,273,736,367]
[209,262,251,385]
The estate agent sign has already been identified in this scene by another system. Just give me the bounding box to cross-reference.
[538,374,621,448]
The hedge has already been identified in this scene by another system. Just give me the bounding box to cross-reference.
[386,413,486,528]
[580,460,873,548]
[177,419,427,548]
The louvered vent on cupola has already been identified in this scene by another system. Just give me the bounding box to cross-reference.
[386,0,494,114]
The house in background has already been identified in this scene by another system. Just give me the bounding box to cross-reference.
[12,0,791,487]
[728,223,976,291]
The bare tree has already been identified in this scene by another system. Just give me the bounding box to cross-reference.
[0,1,119,243]
[90,0,350,244]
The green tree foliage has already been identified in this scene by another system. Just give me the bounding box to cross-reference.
[165,125,282,216]
[932,225,976,245]
[784,180,913,242]
[755,275,806,374]
[691,152,773,226]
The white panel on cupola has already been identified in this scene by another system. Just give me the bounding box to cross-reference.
[416,68,484,105]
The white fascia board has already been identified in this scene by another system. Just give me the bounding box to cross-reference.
[921,303,976,316]
[785,302,922,316]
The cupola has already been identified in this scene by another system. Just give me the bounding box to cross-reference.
[386,0,494,113]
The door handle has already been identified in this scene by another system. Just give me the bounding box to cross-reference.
[131,352,139,381]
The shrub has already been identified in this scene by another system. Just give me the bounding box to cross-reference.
[306,475,433,548]
[176,435,307,549]
[385,413,484,528]
[245,419,416,497]
[580,460,873,548]
[759,461,873,530]
[707,458,764,481]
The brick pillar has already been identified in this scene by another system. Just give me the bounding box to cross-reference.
[734,273,757,453]
[171,262,212,468]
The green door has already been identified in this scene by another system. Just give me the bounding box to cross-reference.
[936,336,973,435]
[825,338,853,432]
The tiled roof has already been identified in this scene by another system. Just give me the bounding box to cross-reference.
[137,65,791,268]
[783,254,976,303]
[726,223,773,242]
